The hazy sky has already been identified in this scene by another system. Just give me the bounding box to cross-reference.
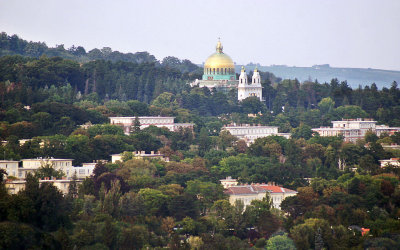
[1,0,399,70]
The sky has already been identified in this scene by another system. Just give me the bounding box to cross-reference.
[1,0,399,70]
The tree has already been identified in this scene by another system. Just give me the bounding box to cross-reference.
[34,163,65,179]
[318,97,335,113]
[291,123,313,140]
[241,96,264,114]
[67,172,78,198]
[266,233,296,250]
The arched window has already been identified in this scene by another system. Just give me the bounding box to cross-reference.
[217,68,219,74]
[213,68,215,74]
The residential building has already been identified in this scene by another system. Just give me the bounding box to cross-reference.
[21,158,73,169]
[379,158,400,168]
[0,160,19,178]
[312,118,400,143]
[222,125,290,145]
[224,183,297,209]
[109,116,194,135]
[111,151,169,163]
[6,178,82,195]
[220,176,238,188]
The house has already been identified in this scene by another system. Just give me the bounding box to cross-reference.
[220,176,238,188]
[224,183,297,209]
[379,158,400,168]
[111,151,169,163]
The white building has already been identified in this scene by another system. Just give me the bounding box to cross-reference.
[109,116,194,135]
[222,125,290,144]
[312,118,400,143]
[379,158,400,168]
[64,164,95,179]
[219,176,238,189]
[4,158,96,180]
[6,178,82,195]
[224,184,297,209]
[111,151,169,163]
[238,66,263,102]
[21,158,73,169]
[0,160,19,178]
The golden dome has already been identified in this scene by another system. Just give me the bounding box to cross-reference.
[204,40,235,70]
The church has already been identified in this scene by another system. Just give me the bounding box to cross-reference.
[190,40,263,102]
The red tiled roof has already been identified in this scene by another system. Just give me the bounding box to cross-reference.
[225,184,297,195]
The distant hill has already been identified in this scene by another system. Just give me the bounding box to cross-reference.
[236,64,400,89]
[0,32,200,74]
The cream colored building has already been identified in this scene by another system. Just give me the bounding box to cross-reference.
[222,125,290,145]
[111,151,169,163]
[22,158,73,169]
[6,179,82,195]
[379,158,400,168]
[0,160,19,178]
[219,176,238,189]
[312,118,400,143]
[224,184,297,209]
[109,116,194,135]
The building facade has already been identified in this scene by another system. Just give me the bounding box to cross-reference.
[224,184,297,209]
[191,40,264,102]
[312,118,400,143]
[109,116,194,135]
[237,66,263,101]
[6,179,82,195]
[111,151,169,163]
[379,158,400,168]
[0,160,19,178]
[222,125,290,144]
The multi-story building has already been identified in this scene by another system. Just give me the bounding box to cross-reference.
[222,125,290,145]
[6,178,82,195]
[0,160,19,178]
[21,158,73,169]
[109,116,194,135]
[312,118,400,143]
[219,176,238,189]
[224,183,297,209]
[111,151,169,163]
[379,158,400,168]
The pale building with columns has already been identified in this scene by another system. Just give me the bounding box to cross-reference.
[222,125,290,145]
[109,116,193,135]
[312,118,400,143]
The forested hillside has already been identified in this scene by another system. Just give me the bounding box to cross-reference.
[1,33,400,249]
